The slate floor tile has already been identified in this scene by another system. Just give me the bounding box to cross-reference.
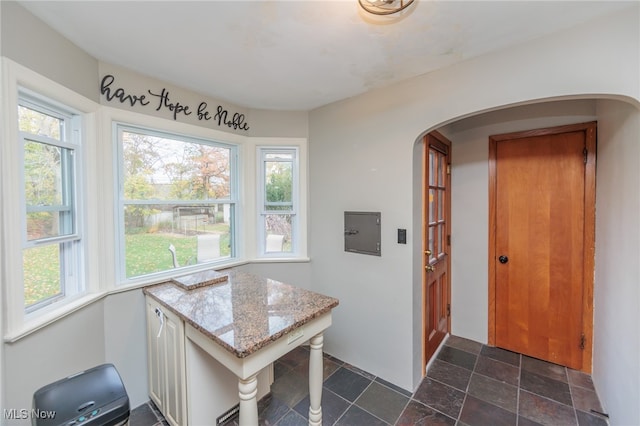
[568,369,596,391]
[445,335,484,355]
[467,373,518,413]
[274,360,292,379]
[292,388,350,424]
[374,376,412,397]
[271,369,310,408]
[274,409,308,426]
[412,377,465,419]
[519,390,578,426]
[474,355,520,386]
[343,362,377,381]
[323,352,345,366]
[576,409,610,426]
[395,399,456,426]
[522,355,568,383]
[520,370,573,406]
[427,358,473,391]
[130,402,161,426]
[571,386,604,413]
[334,404,388,426]
[480,346,521,367]
[291,355,341,381]
[323,366,372,402]
[257,395,290,425]
[436,345,478,370]
[459,395,517,426]
[278,346,310,369]
[355,381,409,424]
[518,415,544,426]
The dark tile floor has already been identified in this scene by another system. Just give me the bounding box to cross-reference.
[130,335,609,425]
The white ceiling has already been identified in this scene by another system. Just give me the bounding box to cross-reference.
[19,0,634,111]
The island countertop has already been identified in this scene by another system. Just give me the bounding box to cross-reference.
[143,269,339,358]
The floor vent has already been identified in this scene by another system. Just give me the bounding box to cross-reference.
[216,403,240,425]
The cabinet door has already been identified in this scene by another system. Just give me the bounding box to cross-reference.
[162,308,187,426]
[146,299,164,410]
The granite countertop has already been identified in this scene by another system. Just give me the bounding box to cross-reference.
[144,269,339,358]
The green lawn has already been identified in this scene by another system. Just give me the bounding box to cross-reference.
[126,231,231,277]
[23,245,61,306]
[23,231,230,306]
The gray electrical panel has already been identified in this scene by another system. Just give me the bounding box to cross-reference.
[344,211,381,256]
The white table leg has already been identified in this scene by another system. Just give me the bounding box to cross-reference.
[238,374,258,426]
[308,332,324,426]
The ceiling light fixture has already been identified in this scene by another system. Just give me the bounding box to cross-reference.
[358,0,416,16]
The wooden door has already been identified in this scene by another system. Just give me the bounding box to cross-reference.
[489,122,596,372]
[423,131,451,367]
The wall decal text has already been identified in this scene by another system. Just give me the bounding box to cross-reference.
[100,74,250,131]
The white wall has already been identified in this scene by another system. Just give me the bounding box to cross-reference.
[593,99,640,426]
[308,6,639,393]
[103,290,149,409]
[3,302,106,422]
[0,1,98,101]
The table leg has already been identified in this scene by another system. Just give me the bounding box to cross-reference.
[238,374,258,426]
[308,332,324,426]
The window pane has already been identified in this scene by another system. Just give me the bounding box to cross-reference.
[439,152,447,185]
[265,152,293,161]
[438,189,445,221]
[18,105,63,140]
[24,140,75,240]
[436,225,443,256]
[23,244,62,307]
[428,225,435,261]
[124,203,232,278]
[264,214,292,253]
[265,160,293,206]
[122,130,231,201]
[429,150,436,186]
[429,189,436,224]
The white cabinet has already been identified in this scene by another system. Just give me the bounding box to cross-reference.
[146,296,187,426]
[146,294,274,426]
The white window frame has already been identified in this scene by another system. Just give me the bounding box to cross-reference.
[257,146,300,258]
[2,59,100,340]
[19,93,84,313]
[114,123,240,284]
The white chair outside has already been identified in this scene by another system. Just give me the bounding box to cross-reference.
[266,234,285,253]
[197,234,221,263]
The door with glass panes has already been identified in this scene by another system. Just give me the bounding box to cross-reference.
[423,131,451,367]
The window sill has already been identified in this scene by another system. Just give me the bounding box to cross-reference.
[251,257,311,263]
[4,257,310,342]
[4,292,108,343]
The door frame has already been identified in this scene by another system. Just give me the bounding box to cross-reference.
[488,121,596,372]
[422,130,452,372]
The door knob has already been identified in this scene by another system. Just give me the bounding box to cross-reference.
[425,250,432,256]
[425,265,434,272]
[498,255,509,264]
